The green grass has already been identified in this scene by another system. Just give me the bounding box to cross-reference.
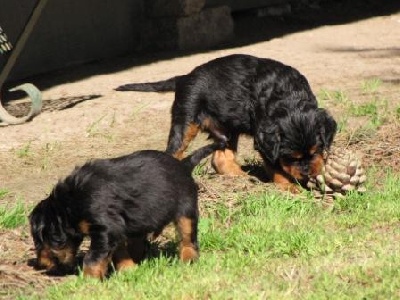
[192,158,212,176]
[361,78,382,94]
[317,79,397,145]
[318,88,350,105]
[86,113,117,141]
[0,188,9,198]
[0,190,29,229]
[15,141,32,158]
[349,98,389,127]
[21,169,400,300]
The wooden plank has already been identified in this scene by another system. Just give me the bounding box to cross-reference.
[205,0,289,12]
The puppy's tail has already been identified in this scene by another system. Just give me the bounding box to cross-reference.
[115,76,183,92]
[182,140,227,172]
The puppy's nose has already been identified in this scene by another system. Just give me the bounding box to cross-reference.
[300,165,310,177]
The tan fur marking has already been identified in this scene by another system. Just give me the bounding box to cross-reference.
[309,145,318,156]
[51,245,76,267]
[310,153,324,177]
[83,256,110,279]
[291,152,303,159]
[273,172,301,194]
[78,220,91,235]
[112,241,136,271]
[200,117,213,130]
[280,159,302,181]
[173,123,200,160]
[264,161,301,193]
[212,149,245,176]
[177,217,199,262]
[38,245,55,269]
[180,246,199,262]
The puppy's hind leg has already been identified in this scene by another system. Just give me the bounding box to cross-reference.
[112,237,147,273]
[175,216,199,263]
[211,134,246,176]
[166,121,200,160]
[112,240,136,272]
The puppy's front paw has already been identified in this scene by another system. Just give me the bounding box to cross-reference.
[276,182,302,194]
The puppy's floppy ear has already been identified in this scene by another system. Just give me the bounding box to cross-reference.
[29,204,47,246]
[317,108,337,150]
[255,124,281,163]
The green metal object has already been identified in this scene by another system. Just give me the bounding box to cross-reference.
[0,83,42,125]
[0,0,49,125]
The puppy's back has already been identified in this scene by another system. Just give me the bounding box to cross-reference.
[53,151,197,233]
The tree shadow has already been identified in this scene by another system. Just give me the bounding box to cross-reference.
[3,94,102,117]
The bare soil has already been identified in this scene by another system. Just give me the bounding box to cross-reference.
[0,5,399,298]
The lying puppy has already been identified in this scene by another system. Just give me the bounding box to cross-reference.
[116,54,337,192]
[29,141,224,279]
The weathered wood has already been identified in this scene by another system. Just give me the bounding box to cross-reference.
[142,6,234,51]
[145,0,206,17]
[205,0,289,12]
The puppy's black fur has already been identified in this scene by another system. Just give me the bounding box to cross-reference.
[116,54,337,191]
[29,141,224,279]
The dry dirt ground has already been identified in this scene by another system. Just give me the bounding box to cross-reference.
[0,4,399,298]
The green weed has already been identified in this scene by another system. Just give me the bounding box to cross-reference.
[318,89,350,105]
[86,113,116,141]
[192,159,211,176]
[16,141,32,158]
[349,98,388,127]
[361,78,382,94]
[0,200,28,229]
[0,188,9,199]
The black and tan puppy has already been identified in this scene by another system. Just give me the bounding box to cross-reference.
[29,141,225,279]
[116,54,337,192]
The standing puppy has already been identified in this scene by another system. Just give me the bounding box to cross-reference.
[29,141,224,279]
[116,54,337,192]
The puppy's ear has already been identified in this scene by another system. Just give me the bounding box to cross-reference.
[317,108,337,149]
[255,125,281,163]
[29,202,47,245]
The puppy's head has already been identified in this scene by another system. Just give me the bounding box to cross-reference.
[29,195,82,275]
[255,104,337,183]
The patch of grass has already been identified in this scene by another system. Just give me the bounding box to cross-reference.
[0,188,9,199]
[0,200,29,229]
[86,113,117,141]
[320,80,394,144]
[40,142,62,170]
[86,114,107,137]
[345,123,379,145]
[318,89,350,105]
[335,117,348,133]
[29,170,400,299]
[192,159,211,176]
[349,98,389,127]
[15,141,32,158]
[129,103,150,120]
[361,78,382,94]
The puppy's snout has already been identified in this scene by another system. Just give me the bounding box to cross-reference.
[300,167,310,177]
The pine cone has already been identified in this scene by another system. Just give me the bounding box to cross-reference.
[307,148,367,205]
